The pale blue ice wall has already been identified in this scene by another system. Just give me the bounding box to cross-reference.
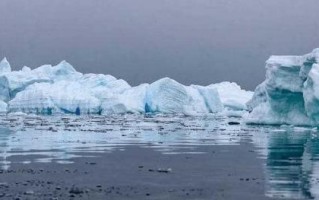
[246,49,319,126]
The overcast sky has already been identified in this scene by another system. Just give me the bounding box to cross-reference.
[0,0,319,90]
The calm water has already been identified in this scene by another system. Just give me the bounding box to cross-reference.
[0,113,318,199]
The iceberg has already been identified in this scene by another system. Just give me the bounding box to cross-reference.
[246,48,319,126]
[0,58,252,116]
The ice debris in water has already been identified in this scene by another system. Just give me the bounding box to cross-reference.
[0,58,252,115]
[245,48,319,126]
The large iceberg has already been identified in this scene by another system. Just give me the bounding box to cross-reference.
[246,48,319,126]
[0,58,253,116]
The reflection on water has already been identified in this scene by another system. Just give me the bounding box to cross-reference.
[0,114,319,199]
[0,114,245,170]
[252,126,319,199]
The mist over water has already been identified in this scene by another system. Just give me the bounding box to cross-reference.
[1,0,319,90]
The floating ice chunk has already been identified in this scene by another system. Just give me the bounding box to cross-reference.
[223,108,248,118]
[7,111,27,117]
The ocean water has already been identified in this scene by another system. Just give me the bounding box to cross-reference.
[0,113,318,199]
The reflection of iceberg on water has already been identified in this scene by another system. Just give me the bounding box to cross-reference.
[252,127,319,199]
[0,127,12,170]
[0,115,243,169]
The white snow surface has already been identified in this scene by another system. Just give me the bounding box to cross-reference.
[245,48,319,126]
[0,58,252,115]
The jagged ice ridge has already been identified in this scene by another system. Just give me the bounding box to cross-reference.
[0,58,253,116]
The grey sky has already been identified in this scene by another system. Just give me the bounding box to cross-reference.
[0,0,319,90]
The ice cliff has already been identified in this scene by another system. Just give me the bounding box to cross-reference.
[246,48,319,126]
[0,58,252,115]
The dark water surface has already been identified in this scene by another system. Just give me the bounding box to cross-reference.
[0,113,318,199]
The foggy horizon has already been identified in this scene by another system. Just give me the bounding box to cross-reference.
[1,0,319,90]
